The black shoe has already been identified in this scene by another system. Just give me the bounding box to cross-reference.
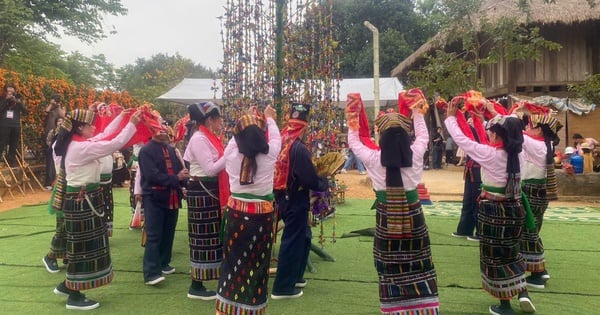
[187,286,217,300]
[66,293,100,310]
[295,279,307,288]
[271,288,303,300]
[518,292,536,313]
[526,275,545,289]
[541,270,550,280]
[162,265,176,275]
[144,275,165,286]
[53,282,75,297]
[43,256,60,273]
[489,304,515,315]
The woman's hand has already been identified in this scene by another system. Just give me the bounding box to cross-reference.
[121,108,136,117]
[129,110,142,125]
[447,100,457,117]
[264,105,276,120]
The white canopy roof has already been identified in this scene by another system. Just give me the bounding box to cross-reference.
[335,77,403,107]
[157,77,403,107]
[157,78,222,105]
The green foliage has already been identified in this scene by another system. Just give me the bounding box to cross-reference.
[485,18,562,64]
[408,50,480,100]
[116,53,214,122]
[0,0,126,66]
[406,0,561,100]
[332,0,438,77]
[568,73,600,105]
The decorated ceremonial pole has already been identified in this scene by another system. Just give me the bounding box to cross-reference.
[275,0,285,123]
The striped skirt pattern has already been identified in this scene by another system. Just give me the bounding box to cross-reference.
[62,187,113,291]
[49,216,67,259]
[546,164,558,201]
[216,198,274,315]
[187,180,222,281]
[100,174,114,237]
[478,199,527,299]
[374,189,439,315]
[521,182,548,272]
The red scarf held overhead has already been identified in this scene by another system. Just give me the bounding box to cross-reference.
[162,146,180,210]
[198,125,230,209]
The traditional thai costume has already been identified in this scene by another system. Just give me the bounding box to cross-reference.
[446,110,535,314]
[183,102,230,297]
[519,109,562,286]
[347,91,439,315]
[216,112,281,315]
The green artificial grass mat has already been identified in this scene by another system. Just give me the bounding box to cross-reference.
[1,189,599,314]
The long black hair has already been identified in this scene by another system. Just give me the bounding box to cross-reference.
[54,120,87,159]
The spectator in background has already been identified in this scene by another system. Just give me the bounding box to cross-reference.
[431,127,444,169]
[572,133,598,153]
[0,84,28,165]
[341,148,366,174]
[445,135,456,166]
[45,117,64,185]
[43,95,66,188]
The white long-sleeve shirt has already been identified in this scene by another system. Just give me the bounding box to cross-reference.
[224,117,281,197]
[521,134,547,180]
[183,128,226,177]
[349,109,428,191]
[445,116,523,188]
[65,122,137,187]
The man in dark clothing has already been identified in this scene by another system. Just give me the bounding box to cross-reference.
[272,103,329,299]
[431,127,444,169]
[43,95,65,188]
[137,126,189,285]
[0,84,28,165]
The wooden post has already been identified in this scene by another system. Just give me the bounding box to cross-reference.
[2,156,25,196]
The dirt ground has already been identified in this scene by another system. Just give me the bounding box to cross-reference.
[1,165,597,212]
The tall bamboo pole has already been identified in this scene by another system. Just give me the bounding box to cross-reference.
[363,21,380,119]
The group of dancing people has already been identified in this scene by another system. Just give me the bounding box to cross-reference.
[345,88,560,315]
[39,87,559,315]
[40,100,329,314]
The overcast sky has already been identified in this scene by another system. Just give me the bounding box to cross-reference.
[53,0,227,70]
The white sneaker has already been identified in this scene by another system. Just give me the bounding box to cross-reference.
[145,276,165,285]
[340,169,347,173]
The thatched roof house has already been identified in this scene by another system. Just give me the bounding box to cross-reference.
[392,0,600,147]
[391,0,600,90]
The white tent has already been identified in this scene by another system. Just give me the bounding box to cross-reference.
[157,77,403,107]
[335,77,403,108]
[157,78,222,105]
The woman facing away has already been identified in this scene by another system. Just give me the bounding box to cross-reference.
[346,91,439,315]
[216,105,281,314]
[50,108,141,310]
[445,99,535,315]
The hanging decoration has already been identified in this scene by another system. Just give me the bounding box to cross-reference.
[220,0,342,246]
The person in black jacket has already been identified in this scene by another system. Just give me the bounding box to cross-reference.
[0,84,28,165]
[137,125,189,285]
[272,103,329,299]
